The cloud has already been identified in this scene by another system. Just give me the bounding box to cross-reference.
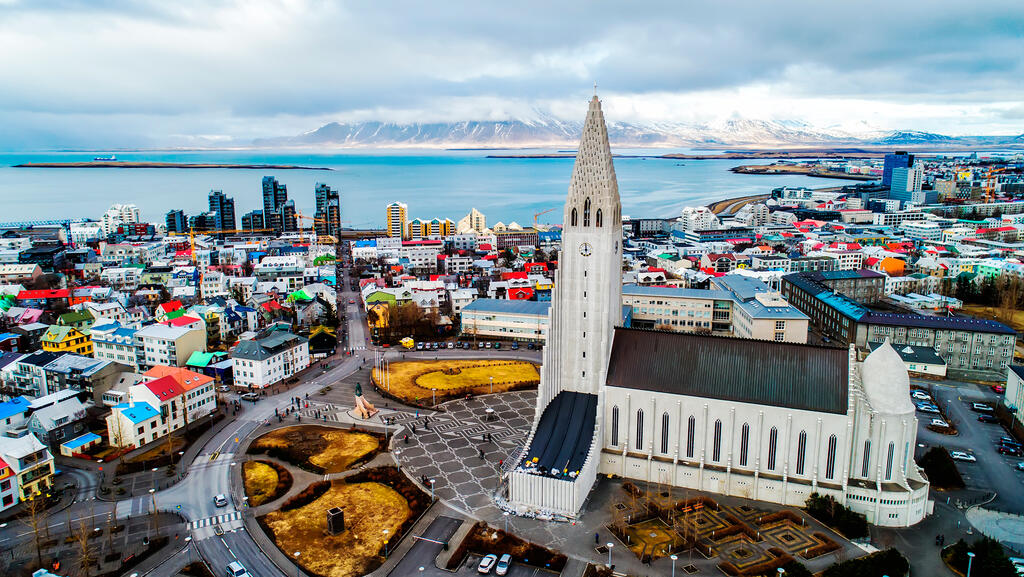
[1,0,1022,147]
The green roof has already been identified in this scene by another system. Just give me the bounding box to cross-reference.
[365,292,396,304]
[59,310,94,325]
[42,325,77,343]
[186,351,226,367]
[287,289,313,302]
[164,309,185,320]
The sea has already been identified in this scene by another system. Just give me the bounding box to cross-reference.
[0,149,836,228]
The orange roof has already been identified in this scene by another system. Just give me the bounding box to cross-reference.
[144,366,213,392]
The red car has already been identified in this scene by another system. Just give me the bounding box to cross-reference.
[992,384,1006,394]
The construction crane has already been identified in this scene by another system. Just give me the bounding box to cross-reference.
[168,227,274,265]
[295,210,339,246]
[533,207,557,227]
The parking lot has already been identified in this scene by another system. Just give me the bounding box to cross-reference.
[913,378,1024,512]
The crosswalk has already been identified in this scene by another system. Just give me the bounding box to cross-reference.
[190,510,241,529]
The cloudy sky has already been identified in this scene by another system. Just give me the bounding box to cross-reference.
[2,0,1023,149]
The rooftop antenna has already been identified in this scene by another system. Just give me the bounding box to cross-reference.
[593,81,598,96]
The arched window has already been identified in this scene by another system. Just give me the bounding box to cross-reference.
[611,406,619,446]
[825,435,838,480]
[739,423,750,467]
[712,419,723,462]
[660,412,670,454]
[796,430,808,475]
[571,207,578,227]
[635,409,644,451]
[885,441,895,480]
[686,416,695,458]
[583,198,591,227]
[596,208,603,228]
[861,440,871,478]
[767,427,778,471]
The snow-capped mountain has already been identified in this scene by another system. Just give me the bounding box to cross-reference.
[252,116,1022,149]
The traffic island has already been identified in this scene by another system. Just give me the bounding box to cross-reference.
[371,359,539,407]
[256,466,429,577]
[242,460,293,506]
[247,425,383,474]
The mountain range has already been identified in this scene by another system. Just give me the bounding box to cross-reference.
[252,115,1024,149]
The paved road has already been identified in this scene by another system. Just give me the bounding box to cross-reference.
[388,515,462,576]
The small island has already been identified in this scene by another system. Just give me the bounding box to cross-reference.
[13,161,331,170]
[730,164,877,180]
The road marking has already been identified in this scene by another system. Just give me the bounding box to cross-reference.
[210,451,219,461]
[190,511,242,529]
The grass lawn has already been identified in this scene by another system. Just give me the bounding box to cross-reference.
[261,481,411,577]
[372,359,539,405]
[126,435,186,463]
[961,304,1024,332]
[243,461,284,506]
[248,426,381,474]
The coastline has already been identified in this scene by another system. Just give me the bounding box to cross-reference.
[707,193,771,215]
[730,164,876,181]
[13,161,332,170]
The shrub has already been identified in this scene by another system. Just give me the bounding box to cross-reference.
[805,493,868,539]
[280,481,330,512]
[945,537,1017,577]
[779,560,814,577]
[823,548,909,577]
[446,521,567,571]
[918,447,965,489]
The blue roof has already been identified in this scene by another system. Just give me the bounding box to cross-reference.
[462,298,551,316]
[62,432,101,450]
[0,396,30,421]
[354,240,376,247]
[113,402,159,424]
[623,284,732,301]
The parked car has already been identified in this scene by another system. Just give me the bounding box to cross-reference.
[478,554,498,574]
[911,390,931,401]
[930,418,950,428]
[978,414,998,423]
[511,342,520,350]
[416,342,425,351]
[1000,437,1022,448]
[999,445,1023,456]
[972,403,995,413]
[496,554,512,576]
[447,342,455,349]
[917,405,941,414]
[485,342,492,349]
[1016,463,1024,472]
[527,342,535,350]
[493,342,501,349]
[214,494,228,507]
[240,392,260,402]
[478,342,484,349]
[950,451,977,462]
[463,342,471,350]
[218,385,231,392]
[993,384,1007,394]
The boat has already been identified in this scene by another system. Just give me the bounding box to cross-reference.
[93,155,117,161]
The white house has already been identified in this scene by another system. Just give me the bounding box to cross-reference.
[231,331,309,389]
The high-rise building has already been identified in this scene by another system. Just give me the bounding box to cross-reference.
[882,151,914,187]
[241,210,265,232]
[314,183,341,238]
[188,212,217,233]
[385,202,408,238]
[100,204,142,236]
[207,190,236,232]
[890,164,932,206]
[457,208,487,234]
[262,176,289,234]
[165,209,188,234]
[280,199,298,233]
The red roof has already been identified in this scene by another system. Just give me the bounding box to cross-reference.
[508,287,535,300]
[158,300,183,313]
[646,267,667,273]
[478,244,493,251]
[143,375,185,401]
[402,240,443,247]
[161,316,199,327]
[261,301,283,311]
[436,254,447,260]
[524,262,548,272]
[17,289,69,299]
[501,272,528,280]
[483,254,497,260]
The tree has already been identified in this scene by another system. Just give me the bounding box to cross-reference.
[499,249,516,269]
[21,492,47,568]
[73,517,96,577]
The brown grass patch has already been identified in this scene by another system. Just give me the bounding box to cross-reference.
[248,426,382,474]
[261,481,412,577]
[961,304,1024,332]
[243,460,293,506]
[372,359,539,406]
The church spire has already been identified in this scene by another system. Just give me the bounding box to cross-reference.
[565,94,620,228]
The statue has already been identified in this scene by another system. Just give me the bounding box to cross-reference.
[354,381,378,419]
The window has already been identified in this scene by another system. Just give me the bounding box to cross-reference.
[739,423,750,466]
[611,406,619,446]
[596,208,603,228]
[767,427,778,470]
[711,420,723,462]
[635,409,644,450]
[661,413,670,454]
[686,416,695,458]
[571,208,578,227]
[796,430,807,475]
[583,198,591,227]
[861,440,871,477]
[825,435,837,480]
[885,442,895,480]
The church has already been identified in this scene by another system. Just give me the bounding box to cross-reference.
[507,94,932,528]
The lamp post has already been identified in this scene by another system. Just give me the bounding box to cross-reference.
[967,552,975,577]
[777,568,785,577]
[503,511,509,533]
[394,449,401,472]
[606,542,614,567]
[671,554,678,577]
[490,376,493,394]
[383,529,389,559]
[429,479,435,501]
[432,388,437,406]
[294,551,301,577]
[149,488,158,534]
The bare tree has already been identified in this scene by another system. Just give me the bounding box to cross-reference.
[21,492,46,568]
[74,517,96,577]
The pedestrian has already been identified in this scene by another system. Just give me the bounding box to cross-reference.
[595,532,599,544]
[411,424,417,433]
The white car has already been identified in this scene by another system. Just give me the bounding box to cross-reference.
[478,554,498,574]
[911,391,931,401]
[950,451,977,462]
[214,494,228,507]
[496,554,512,576]
[930,418,950,428]
[226,561,251,577]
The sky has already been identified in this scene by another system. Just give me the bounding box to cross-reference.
[2,0,1023,149]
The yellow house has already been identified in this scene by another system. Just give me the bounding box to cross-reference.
[41,325,94,357]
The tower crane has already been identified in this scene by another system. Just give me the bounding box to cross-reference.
[533,207,557,227]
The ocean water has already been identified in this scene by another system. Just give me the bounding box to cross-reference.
[0,149,833,228]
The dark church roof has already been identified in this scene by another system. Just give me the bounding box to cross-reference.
[606,327,849,414]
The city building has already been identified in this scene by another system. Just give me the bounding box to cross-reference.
[262,176,289,234]
[507,96,930,528]
[460,299,551,343]
[677,206,721,232]
[144,366,217,423]
[0,431,54,501]
[386,202,408,239]
[882,151,914,187]
[133,323,207,371]
[889,165,930,206]
[165,209,188,234]
[241,210,265,232]
[90,323,139,367]
[0,264,42,285]
[457,208,487,234]
[314,183,341,238]
[231,331,309,389]
[40,326,93,357]
[105,401,161,448]
[100,203,141,236]
[207,190,236,232]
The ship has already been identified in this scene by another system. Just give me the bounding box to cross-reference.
[93,155,117,161]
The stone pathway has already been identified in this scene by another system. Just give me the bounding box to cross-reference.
[966,506,1024,553]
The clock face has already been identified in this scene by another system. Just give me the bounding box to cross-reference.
[579,242,592,256]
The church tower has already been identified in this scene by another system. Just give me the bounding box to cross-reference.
[507,94,622,518]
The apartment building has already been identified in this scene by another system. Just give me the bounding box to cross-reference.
[231,331,310,389]
[460,299,551,343]
[133,323,207,371]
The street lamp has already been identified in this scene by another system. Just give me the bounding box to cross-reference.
[671,554,678,577]
[294,551,301,577]
[429,479,436,501]
[606,542,614,567]
[777,568,785,576]
[383,529,389,559]
[967,551,976,577]
[490,376,493,394]
[432,388,437,405]
[503,511,509,533]
[149,488,158,534]
[394,449,401,472]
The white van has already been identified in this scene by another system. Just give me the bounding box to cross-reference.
[226,561,251,577]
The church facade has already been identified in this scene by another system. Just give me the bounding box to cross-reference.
[508,95,931,528]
